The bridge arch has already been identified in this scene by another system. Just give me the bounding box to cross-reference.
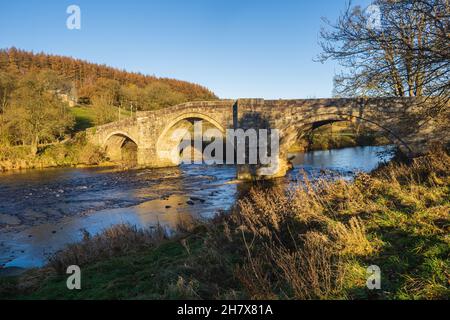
[103,131,139,165]
[159,112,226,138]
[279,112,413,156]
[156,112,227,166]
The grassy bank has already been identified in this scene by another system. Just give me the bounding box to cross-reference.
[0,133,108,172]
[71,106,131,132]
[0,106,129,172]
[0,148,448,300]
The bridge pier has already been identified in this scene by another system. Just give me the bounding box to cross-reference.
[137,147,179,168]
[137,147,153,167]
[237,157,293,180]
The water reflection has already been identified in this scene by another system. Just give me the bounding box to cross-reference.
[289,145,394,179]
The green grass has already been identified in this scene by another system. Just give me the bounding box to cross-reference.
[70,106,131,132]
[70,106,95,131]
[0,237,206,300]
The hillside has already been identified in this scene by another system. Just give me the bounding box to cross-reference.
[0,48,217,106]
[0,48,218,171]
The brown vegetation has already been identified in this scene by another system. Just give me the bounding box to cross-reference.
[206,146,449,299]
[48,224,170,275]
[0,48,217,104]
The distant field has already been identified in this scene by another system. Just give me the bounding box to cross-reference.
[70,107,95,131]
[70,106,131,132]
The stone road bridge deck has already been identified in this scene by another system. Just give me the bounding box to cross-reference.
[86,98,447,179]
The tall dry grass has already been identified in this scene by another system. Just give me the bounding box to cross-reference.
[49,223,171,274]
[222,182,372,299]
[211,146,449,299]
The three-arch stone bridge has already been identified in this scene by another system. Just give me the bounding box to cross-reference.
[86,98,447,179]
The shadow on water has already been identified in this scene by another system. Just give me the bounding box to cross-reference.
[0,145,394,269]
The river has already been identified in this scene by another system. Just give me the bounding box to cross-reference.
[0,145,393,269]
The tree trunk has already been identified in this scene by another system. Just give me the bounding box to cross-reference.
[30,135,39,155]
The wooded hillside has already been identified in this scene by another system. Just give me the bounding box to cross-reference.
[0,48,217,154]
[0,48,217,106]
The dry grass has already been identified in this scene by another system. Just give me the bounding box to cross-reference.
[329,217,376,256]
[48,224,170,274]
[47,213,204,275]
[225,183,365,299]
[212,146,450,300]
[164,276,201,300]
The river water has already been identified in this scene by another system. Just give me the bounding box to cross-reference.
[0,146,393,269]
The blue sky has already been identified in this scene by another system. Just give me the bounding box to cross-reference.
[0,0,371,99]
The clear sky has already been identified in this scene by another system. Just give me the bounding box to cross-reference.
[0,0,371,99]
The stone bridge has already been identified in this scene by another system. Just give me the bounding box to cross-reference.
[86,98,447,179]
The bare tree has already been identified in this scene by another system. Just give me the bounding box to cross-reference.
[318,0,449,116]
